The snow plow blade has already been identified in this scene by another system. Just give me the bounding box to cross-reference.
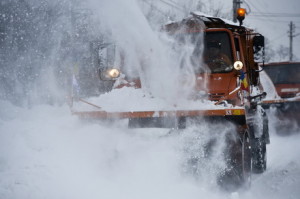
[261,98,300,116]
[72,108,246,128]
[260,98,300,109]
[261,98,300,129]
[72,108,245,119]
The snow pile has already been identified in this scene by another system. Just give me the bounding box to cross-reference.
[71,87,239,112]
[1,100,300,199]
[242,133,300,199]
[0,101,228,199]
[259,70,281,100]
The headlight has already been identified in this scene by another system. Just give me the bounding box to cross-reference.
[234,61,243,70]
[100,68,120,80]
[107,68,120,78]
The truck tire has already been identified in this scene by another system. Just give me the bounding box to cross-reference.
[241,131,252,188]
[218,130,252,190]
[251,138,267,173]
[249,108,268,173]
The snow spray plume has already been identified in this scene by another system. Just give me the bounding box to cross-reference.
[179,120,237,189]
[0,0,107,107]
[87,0,206,103]
[0,0,72,106]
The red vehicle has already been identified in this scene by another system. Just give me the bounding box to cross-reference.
[261,62,300,132]
[263,62,300,98]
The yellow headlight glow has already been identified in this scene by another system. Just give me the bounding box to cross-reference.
[234,61,243,70]
[107,68,120,78]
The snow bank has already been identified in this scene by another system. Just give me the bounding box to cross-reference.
[1,100,300,199]
[0,102,228,199]
[71,87,240,112]
[259,70,281,100]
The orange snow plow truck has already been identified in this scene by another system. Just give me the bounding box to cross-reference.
[260,62,300,131]
[71,10,269,189]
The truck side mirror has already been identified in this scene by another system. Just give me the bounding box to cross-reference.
[253,35,264,49]
[253,35,265,62]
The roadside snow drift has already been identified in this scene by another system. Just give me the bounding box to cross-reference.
[1,101,300,199]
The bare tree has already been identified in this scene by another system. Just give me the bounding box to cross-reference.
[276,45,289,62]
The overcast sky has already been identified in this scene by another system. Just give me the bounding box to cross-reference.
[149,0,300,61]
[224,0,300,61]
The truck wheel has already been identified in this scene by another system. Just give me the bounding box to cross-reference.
[218,131,252,190]
[251,138,267,173]
[242,131,252,188]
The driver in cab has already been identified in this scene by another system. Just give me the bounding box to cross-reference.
[204,40,232,73]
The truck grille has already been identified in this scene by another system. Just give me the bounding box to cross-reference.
[281,93,296,98]
[209,93,225,100]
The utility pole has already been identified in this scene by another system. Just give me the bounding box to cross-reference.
[288,21,300,61]
[233,0,242,22]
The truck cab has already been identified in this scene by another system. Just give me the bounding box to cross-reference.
[163,13,264,107]
[263,62,300,98]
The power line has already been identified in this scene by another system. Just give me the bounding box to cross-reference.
[243,0,282,24]
[251,12,300,15]
[250,14,300,18]
[269,32,287,42]
[242,1,252,14]
[159,0,185,13]
[244,0,263,14]
[246,16,300,23]
[141,0,171,18]
[249,0,267,9]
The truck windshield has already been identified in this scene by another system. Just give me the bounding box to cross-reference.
[264,63,300,84]
[173,31,234,73]
[186,31,234,73]
[202,32,234,73]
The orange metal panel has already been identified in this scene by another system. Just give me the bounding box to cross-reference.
[72,108,245,119]
[262,98,300,105]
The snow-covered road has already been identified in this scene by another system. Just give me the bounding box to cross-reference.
[0,101,299,199]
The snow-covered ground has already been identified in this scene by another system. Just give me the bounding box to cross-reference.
[0,100,299,199]
[1,1,299,198]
